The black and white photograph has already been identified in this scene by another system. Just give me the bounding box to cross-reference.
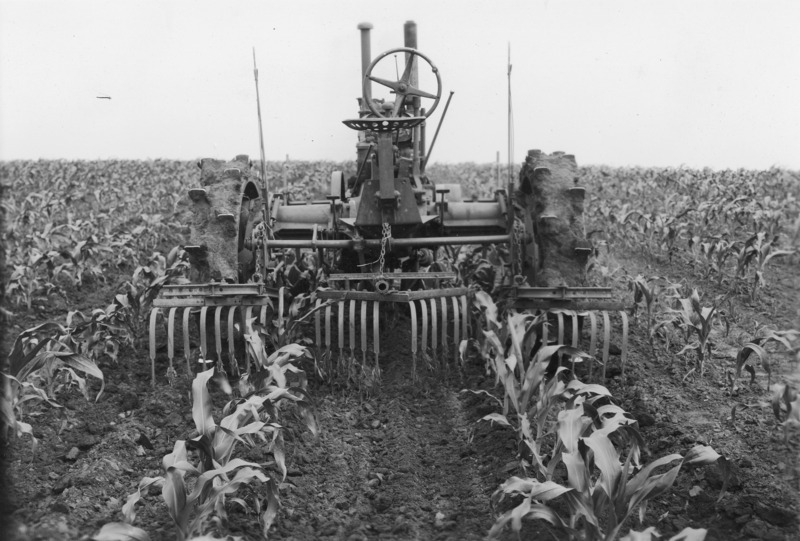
[1,1,798,540]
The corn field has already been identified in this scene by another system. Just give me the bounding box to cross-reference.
[1,159,799,540]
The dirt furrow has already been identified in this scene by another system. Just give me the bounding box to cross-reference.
[273,332,510,540]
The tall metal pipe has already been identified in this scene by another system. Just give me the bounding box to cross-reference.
[404,21,421,178]
[403,21,419,111]
[358,22,373,99]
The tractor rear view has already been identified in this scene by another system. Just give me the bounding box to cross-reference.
[148,21,628,384]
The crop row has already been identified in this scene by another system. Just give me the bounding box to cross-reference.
[2,159,799,540]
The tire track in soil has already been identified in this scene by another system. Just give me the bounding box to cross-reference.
[273,324,512,541]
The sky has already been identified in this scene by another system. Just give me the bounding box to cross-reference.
[1,0,799,170]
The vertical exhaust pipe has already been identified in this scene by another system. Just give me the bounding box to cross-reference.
[403,20,419,109]
[404,20,422,178]
[358,22,373,101]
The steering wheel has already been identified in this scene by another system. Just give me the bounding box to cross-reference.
[363,47,442,118]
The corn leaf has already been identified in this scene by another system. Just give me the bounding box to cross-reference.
[261,478,280,537]
[8,322,66,377]
[527,480,572,502]
[162,440,188,470]
[620,526,659,541]
[668,527,707,541]
[480,413,511,427]
[735,342,768,381]
[186,458,262,503]
[191,368,217,439]
[473,290,500,329]
[498,476,536,495]
[92,522,151,541]
[60,353,105,402]
[625,453,682,501]
[583,431,622,497]
[122,476,163,524]
[682,445,721,466]
[562,451,588,492]
[162,467,190,539]
[557,407,591,454]
[626,464,682,518]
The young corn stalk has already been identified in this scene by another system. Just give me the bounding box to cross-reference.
[771,383,800,444]
[490,399,728,541]
[122,362,317,540]
[733,328,800,391]
[671,289,728,377]
[735,232,794,301]
[122,316,317,540]
[629,275,680,357]
[470,292,635,481]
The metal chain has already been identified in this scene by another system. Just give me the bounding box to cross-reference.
[513,217,524,280]
[253,222,265,283]
[378,222,391,275]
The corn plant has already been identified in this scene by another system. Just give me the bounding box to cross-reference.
[0,372,62,455]
[665,289,728,377]
[629,275,676,353]
[124,346,316,540]
[695,238,735,285]
[771,383,800,444]
[2,322,105,456]
[735,232,794,301]
[8,322,105,401]
[733,328,800,390]
[490,407,727,541]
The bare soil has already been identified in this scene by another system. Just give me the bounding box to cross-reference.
[2,251,799,540]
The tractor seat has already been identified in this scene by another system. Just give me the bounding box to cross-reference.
[342,116,425,132]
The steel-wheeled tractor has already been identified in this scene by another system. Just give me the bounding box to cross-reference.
[148,21,628,383]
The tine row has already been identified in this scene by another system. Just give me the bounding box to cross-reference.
[313,295,470,376]
[542,309,629,381]
[148,287,286,386]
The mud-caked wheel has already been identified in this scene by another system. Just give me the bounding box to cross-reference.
[516,150,589,287]
[185,155,263,284]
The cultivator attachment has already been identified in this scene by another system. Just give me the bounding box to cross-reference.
[512,286,630,380]
[148,284,285,384]
[314,272,470,376]
[146,21,636,387]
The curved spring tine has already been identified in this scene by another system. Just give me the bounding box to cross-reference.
[541,310,549,346]
[183,307,192,375]
[373,301,380,362]
[338,301,345,358]
[243,306,254,373]
[167,307,177,371]
[361,301,367,365]
[315,298,322,353]
[149,308,160,386]
[556,311,565,345]
[587,311,598,381]
[421,298,429,356]
[620,311,629,379]
[349,299,356,357]
[588,311,598,357]
[278,286,285,331]
[228,306,238,376]
[324,303,332,351]
[214,307,224,369]
[260,303,269,328]
[430,298,438,357]
[460,295,468,345]
[602,311,611,380]
[409,300,418,377]
[452,296,460,364]
[441,297,448,359]
[570,312,579,348]
[200,306,209,365]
